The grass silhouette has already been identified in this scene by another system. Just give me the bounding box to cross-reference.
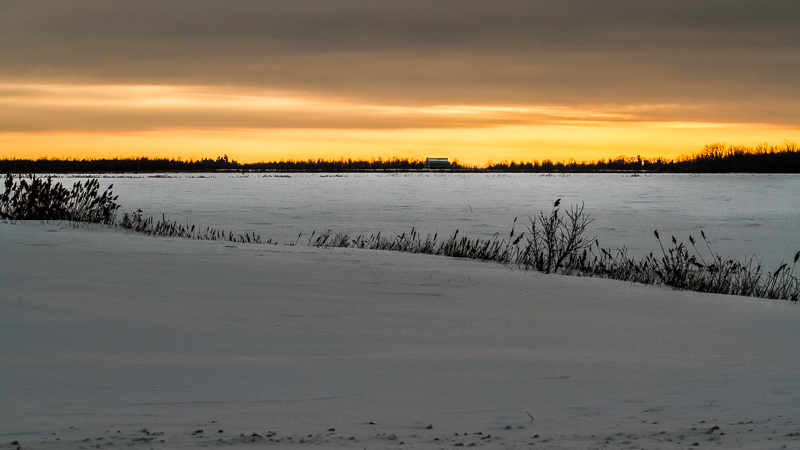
[3,174,797,301]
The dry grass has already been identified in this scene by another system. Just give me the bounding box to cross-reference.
[1,174,119,224]
[311,200,799,302]
[579,230,800,301]
[3,174,796,301]
[118,209,269,244]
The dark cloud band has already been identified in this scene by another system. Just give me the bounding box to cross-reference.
[1,1,798,126]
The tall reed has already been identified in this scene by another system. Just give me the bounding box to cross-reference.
[310,200,799,302]
[1,173,119,224]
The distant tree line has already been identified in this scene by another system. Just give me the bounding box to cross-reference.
[0,155,457,173]
[483,142,800,173]
[2,142,798,173]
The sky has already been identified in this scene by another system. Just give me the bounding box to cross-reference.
[1,1,799,166]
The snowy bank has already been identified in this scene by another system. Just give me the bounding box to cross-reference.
[1,223,799,449]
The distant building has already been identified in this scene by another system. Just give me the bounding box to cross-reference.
[424,157,450,169]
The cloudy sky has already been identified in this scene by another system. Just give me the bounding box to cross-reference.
[1,1,798,164]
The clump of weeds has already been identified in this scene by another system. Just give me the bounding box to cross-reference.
[1,173,119,224]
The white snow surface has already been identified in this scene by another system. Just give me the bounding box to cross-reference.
[2,222,799,449]
[45,173,800,268]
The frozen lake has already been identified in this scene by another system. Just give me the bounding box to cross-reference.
[53,172,800,267]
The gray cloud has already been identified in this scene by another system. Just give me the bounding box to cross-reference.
[2,0,798,126]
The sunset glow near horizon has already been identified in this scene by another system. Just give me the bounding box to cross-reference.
[2,2,798,166]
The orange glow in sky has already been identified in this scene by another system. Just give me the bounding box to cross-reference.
[3,3,799,166]
[2,83,797,166]
[2,124,797,167]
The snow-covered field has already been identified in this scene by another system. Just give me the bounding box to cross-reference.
[2,174,800,449]
[45,173,800,266]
